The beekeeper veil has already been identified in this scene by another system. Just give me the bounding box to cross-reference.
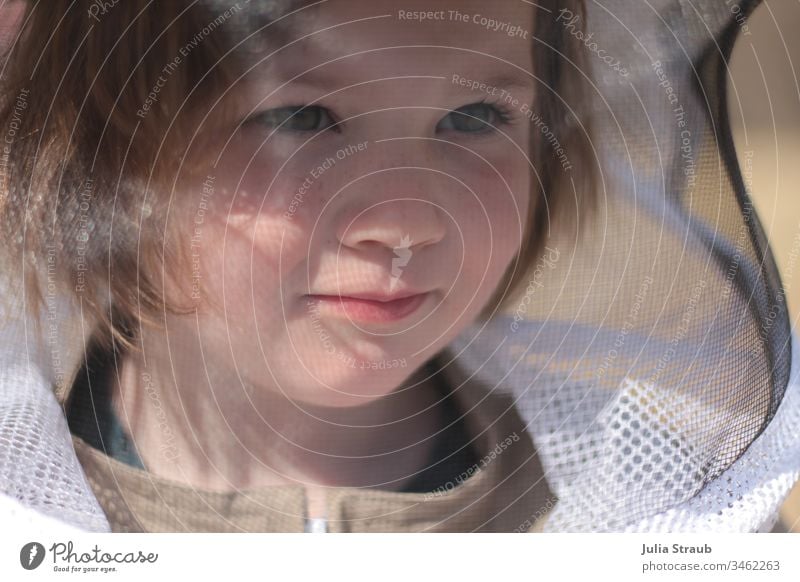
[463,0,800,531]
[0,0,799,534]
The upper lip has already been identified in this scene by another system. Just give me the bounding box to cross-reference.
[306,290,428,303]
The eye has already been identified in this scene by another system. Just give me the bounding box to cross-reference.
[247,105,338,133]
[437,102,511,134]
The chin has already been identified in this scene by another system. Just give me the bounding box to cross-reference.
[284,365,407,408]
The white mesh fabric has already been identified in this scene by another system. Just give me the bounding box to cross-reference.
[623,345,800,533]
[0,279,110,533]
[443,316,800,532]
[0,374,111,533]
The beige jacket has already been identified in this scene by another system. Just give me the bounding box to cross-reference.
[68,356,554,533]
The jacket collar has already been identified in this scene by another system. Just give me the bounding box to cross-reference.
[69,359,555,532]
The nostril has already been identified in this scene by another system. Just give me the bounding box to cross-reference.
[336,201,446,252]
[344,232,440,254]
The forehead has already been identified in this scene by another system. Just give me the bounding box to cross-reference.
[237,0,535,83]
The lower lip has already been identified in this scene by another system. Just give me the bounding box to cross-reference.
[305,293,430,323]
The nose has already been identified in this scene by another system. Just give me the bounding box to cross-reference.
[336,199,446,254]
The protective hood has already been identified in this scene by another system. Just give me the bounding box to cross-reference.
[1,0,799,534]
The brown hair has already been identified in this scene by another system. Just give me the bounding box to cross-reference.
[0,0,596,353]
[479,0,597,321]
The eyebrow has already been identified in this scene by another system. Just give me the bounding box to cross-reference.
[451,73,536,95]
[265,66,536,98]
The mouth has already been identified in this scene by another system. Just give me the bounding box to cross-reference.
[304,292,432,323]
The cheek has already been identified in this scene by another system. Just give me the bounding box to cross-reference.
[457,155,530,274]
[214,131,336,215]
[174,198,302,320]
[200,145,321,265]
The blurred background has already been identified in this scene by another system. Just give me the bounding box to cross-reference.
[728,0,800,532]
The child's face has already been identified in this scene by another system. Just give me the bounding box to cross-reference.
[175,0,535,407]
